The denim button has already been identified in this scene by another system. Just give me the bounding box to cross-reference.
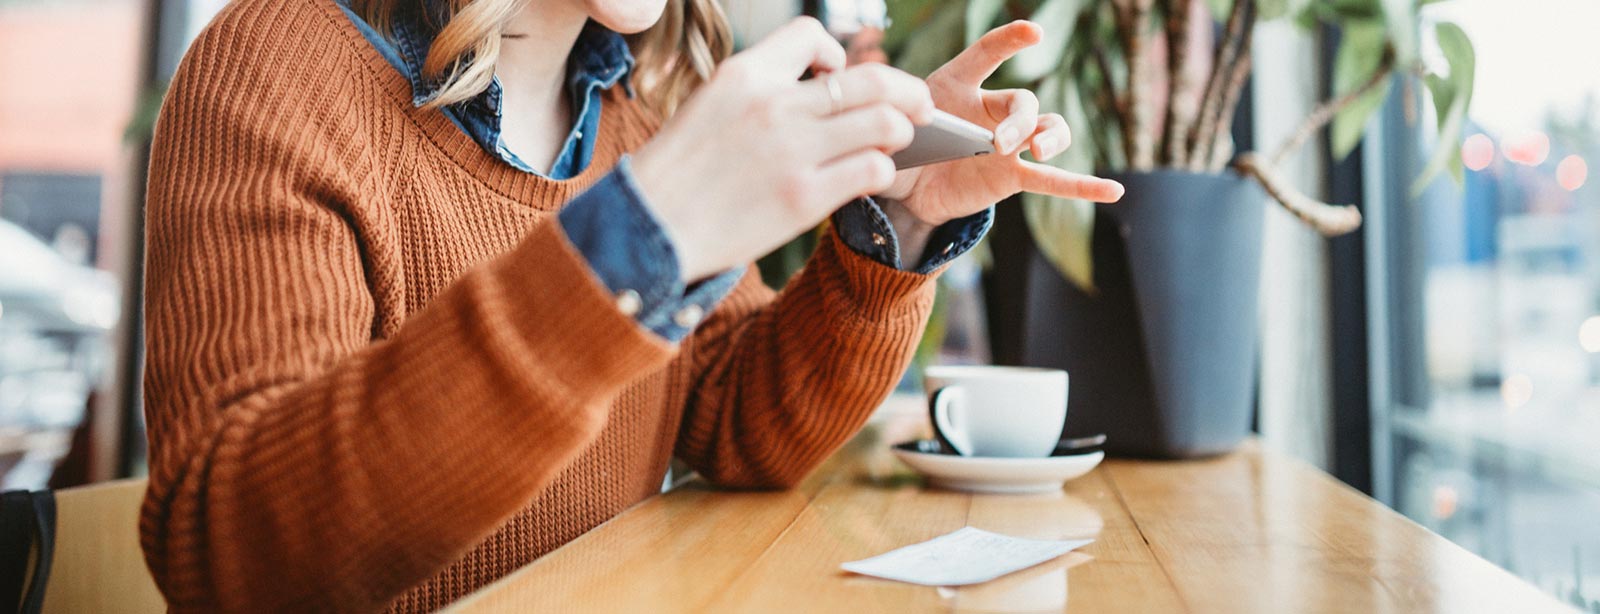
[616,290,642,317]
[673,305,704,328]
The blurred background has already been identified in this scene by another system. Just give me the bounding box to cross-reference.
[0,0,1596,610]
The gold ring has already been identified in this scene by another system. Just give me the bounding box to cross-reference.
[825,73,844,115]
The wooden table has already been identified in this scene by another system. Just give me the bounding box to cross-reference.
[444,406,1573,613]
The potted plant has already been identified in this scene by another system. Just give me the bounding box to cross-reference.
[886,0,1475,457]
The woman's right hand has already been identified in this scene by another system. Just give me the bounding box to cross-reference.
[631,17,936,282]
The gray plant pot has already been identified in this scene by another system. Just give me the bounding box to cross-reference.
[987,169,1264,459]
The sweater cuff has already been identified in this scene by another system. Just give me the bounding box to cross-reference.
[558,158,740,342]
[821,223,938,325]
[484,221,676,386]
[832,198,994,273]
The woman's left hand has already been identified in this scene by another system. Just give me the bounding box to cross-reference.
[876,21,1125,257]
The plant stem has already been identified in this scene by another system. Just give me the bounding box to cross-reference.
[1092,52,1128,168]
[1161,0,1198,167]
[1206,24,1255,172]
[1234,153,1363,235]
[1190,0,1248,170]
[1004,0,1030,21]
[1094,49,1127,128]
[1209,133,1234,173]
[1113,1,1139,165]
[1267,49,1396,167]
[1188,0,1250,170]
[1116,0,1156,169]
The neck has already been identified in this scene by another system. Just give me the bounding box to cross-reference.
[495,3,590,170]
[498,3,589,106]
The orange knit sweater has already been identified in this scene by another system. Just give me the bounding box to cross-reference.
[138,0,936,610]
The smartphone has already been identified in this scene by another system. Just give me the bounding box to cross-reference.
[892,110,995,170]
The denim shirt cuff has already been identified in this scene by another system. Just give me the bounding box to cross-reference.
[558,156,739,342]
[832,197,994,274]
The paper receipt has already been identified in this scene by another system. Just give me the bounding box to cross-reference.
[840,527,1093,586]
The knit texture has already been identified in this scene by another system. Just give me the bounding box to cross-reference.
[139,0,937,610]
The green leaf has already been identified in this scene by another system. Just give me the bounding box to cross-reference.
[966,0,1008,46]
[1317,0,1382,21]
[1423,73,1455,125]
[1292,1,1324,29]
[1256,0,1289,20]
[1022,192,1097,291]
[895,0,967,78]
[1292,9,1317,29]
[1417,73,1455,185]
[883,0,943,51]
[1424,73,1465,182]
[1329,20,1393,161]
[913,283,950,369]
[1022,69,1098,291]
[124,81,169,143]
[1004,0,1089,82]
[1205,0,1233,22]
[1257,0,1313,21]
[1378,0,1417,65]
[1411,21,1474,195]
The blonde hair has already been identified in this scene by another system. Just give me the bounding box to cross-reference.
[350,0,734,116]
[350,0,736,116]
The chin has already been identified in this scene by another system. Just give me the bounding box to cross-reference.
[588,0,667,34]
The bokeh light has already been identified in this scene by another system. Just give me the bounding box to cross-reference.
[1580,316,1600,352]
[1557,155,1587,191]
[1461,134,1495,171]
[1504,131,1550,166]
[1432,485,1459,520]
[1501,373,1534,410]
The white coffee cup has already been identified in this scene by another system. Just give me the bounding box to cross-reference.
[924,366,1069,458]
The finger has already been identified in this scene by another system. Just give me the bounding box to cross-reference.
[1017,162,1125,203]
[814,150,898,206]
[800,64,935,123]
[739,17,847,80]
[982,89,1039,154]
[930,21,1043,87]
[1028,114,1072,162]
[815,104,917,160]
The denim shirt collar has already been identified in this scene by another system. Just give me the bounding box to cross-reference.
[372,1,633,175]
[388,5,636,110]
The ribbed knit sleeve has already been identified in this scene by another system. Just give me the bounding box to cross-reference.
[138,9,674,612]
[674,228,936,488]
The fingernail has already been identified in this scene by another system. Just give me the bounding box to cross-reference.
[1033,135,1056,159]
[997,125,1019,152]
[1106,181,1126,202]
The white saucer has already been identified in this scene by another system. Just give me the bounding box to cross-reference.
[891,440,1106,494]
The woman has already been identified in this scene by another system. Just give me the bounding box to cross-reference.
[138,0,1123,605]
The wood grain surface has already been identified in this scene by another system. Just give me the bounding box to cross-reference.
[444,403,1571,613]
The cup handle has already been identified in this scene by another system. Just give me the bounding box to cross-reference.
[929,386,972,456]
